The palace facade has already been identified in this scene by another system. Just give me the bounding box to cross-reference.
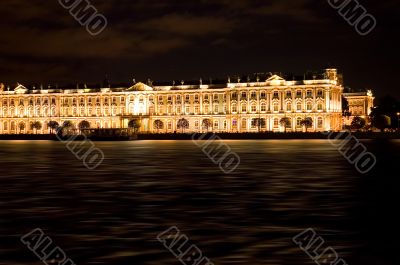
[343,91,375,126]
[0,69,346,134]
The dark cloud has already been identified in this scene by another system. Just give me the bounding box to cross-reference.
[0,0,399,98]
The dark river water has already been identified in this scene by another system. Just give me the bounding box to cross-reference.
[0,140,399,265]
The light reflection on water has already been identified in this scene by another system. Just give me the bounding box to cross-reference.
[0,140,399,265]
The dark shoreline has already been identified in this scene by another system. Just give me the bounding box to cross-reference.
[0,132,399,141]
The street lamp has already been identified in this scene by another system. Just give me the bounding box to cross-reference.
[397,112,400,131]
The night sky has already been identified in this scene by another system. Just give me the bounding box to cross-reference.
[0,0,398,98]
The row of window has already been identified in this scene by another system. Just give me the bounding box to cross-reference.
[0,107,125,118]
[1,120,118,131]
[155,101,325,115]
[1,89,328,107]
[154,117,325,130]
[153,90,326,103]
[1,97,127,107]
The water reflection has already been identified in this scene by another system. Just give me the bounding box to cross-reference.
[0,140,398,265]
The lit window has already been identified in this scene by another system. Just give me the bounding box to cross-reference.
[297,103,302,111]
[241,119,247,129]
[232,119,238,128]
[214,120,219,129]
[273,103,279,112]
[261,103,266,112]
[318,117,323,128]
[241,104,247,113]
[297,118,302,127]
[251,104,257,113]
[274,118,279,127]
[287,102,292,111]
[232,104,237,113]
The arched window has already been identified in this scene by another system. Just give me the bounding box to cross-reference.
[214,120,219,129]
[274,118,279,128]
[251,103,257,113]
[307,102,313,111]
[241,103,247,113]
[273,103,279,112]
[241,119,247,130]
[232,103,237,113]
[286,102,292,111]
[3,121,8,131]
[297,102,302,111]
[261,103,267,112]
[318,117,324,128]
[204,104,209,114]
[232,119,238,128]
[317,102,323,111]
[296,117,302,127]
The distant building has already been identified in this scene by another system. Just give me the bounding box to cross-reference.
[343,90,375,126]
[0,69,345,134]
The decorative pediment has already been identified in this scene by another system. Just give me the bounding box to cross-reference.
[266,75,286,86]
[128,82,153,91]
[14,83,29,94]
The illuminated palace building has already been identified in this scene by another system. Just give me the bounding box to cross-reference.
[0,69,363,134]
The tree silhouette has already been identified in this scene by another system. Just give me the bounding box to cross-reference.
[252,118,266,132]
[202,119,212,132]
[153,120,164,132]
[31,121,42,134]
[279,117,291,133]
[372,115,391,132]
[351,116,366,131]
[177,118,189,133]
[128,119,141,133]
[300,117,313,132]
[18,122,25,133]
[79,120,91,130]
[61,120,74,135]
[47,121,59,134]
[342,96,352,117]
